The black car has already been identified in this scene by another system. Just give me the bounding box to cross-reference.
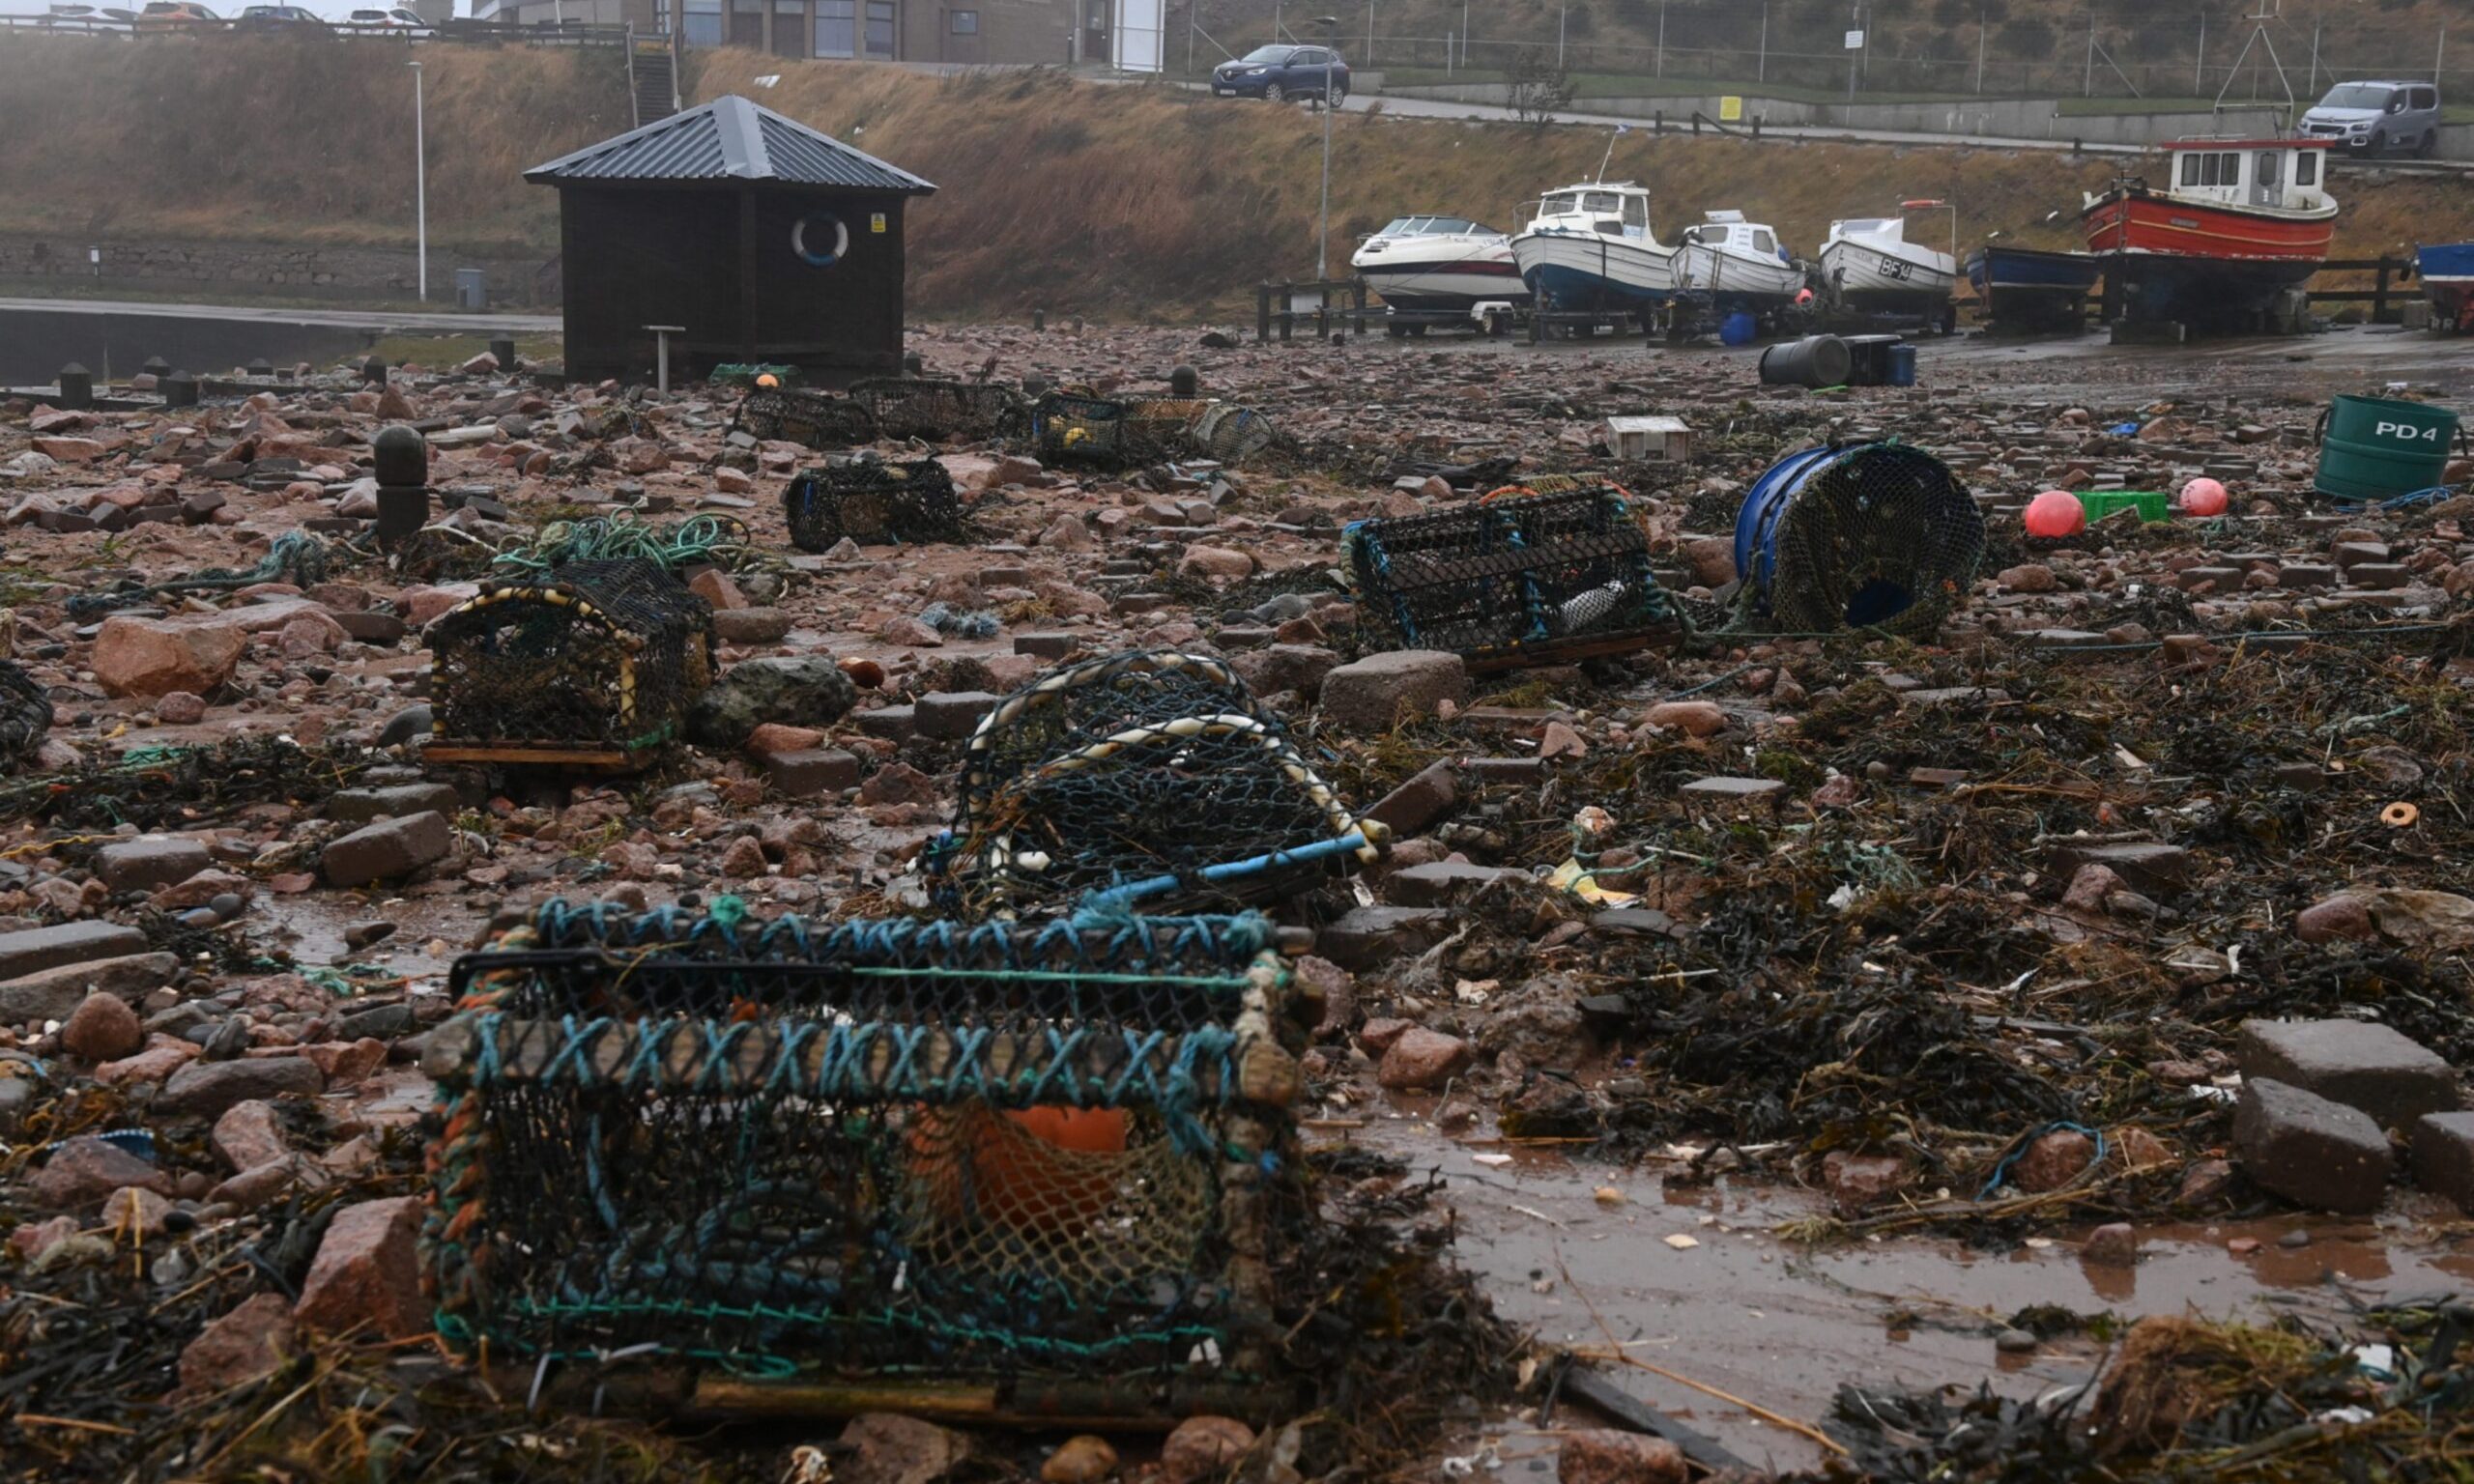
[1212,43,1350,103]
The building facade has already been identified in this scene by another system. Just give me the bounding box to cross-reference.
[470,0,1092,66]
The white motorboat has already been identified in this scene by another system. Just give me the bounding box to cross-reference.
[1508,182,1677,317]
[1350,214,1530,313]
[1821,201,1959,314]
[1670,211,1806,309]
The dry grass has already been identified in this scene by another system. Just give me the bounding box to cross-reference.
[0,36,2461,318]
[0,35,629,254]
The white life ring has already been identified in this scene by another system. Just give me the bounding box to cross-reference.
[791,212,849,268]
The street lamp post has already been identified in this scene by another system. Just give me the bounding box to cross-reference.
[410,59,427,303]
[1314,14,1337,281]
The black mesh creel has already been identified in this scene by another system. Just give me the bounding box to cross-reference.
[733,387,880,449]
[425,558,714,757]
[848,378,1023,442]
[1344,485,1682,668]
[0,660,52,769]
[784,459,964,552]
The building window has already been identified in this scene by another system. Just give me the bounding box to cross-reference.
[682,0,721,45]
[950,7,974,32]
[865,0,894,56]
[815,0,852,54]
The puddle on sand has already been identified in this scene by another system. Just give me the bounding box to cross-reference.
[1332,1111,2474,1474]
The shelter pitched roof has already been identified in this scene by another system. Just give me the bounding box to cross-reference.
[524,94,935,193]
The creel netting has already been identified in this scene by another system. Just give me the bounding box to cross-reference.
[0,659,53,769]
[424,558,715,759]
[419,900,1306,1381]
[1752,443,1985,639]
[933,651,1382,917]
[784,458,964,552]
[848,378,1025,442]
[1343,484,1682,669]
[732,387,880,449]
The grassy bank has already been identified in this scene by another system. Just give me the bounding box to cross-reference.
[0,35,628,255]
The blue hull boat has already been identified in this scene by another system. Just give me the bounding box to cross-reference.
[2418,242,2474,330]
[1963,245,2101,331]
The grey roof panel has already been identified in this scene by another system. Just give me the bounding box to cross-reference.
[525,94,935,193]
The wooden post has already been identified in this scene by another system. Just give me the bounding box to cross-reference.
[1257,282,1273,342]
[2374,259,2394,323]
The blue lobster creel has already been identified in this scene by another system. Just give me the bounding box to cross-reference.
[1734,444,1843,597]
[1732,442,1983,637]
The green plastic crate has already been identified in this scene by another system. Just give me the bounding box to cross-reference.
[2076,490,2170,524]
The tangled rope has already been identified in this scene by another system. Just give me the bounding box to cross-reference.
[490,513,774,578]
[63,531,331,620]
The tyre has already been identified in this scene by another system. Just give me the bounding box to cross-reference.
[2364,129,2386,157]
[1263,81,1286,102]
[2419,129,2438,159]
[1329,84,1347,106]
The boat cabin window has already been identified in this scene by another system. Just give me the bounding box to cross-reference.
[1622,196,1648,233]
[1752,228,1776,255]
[1543,192,1579,214]
[2295,150,2318,186]
[2179,150,2242,187]
[1583,191,1622,214]
[2256,151,2281,188]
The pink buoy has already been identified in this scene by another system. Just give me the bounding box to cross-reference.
[2025,489,2086,538]
[2179,476,2229,517]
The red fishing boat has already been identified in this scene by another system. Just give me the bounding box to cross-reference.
[2082,138,2337,328]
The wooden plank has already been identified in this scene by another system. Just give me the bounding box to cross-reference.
[1554,1361,1756,1474]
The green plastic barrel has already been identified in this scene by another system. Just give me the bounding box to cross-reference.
[2314,395,2461,501]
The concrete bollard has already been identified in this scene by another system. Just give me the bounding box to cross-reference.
[371,424,431,543]
[362,356,389,385]
[161,371,199,408]
[55,363,93,411]
[245,357,273,379]
[1033,308,1047,332]
[489,337,517,372]
[903,352,925,377]
[1170,364,1199,397]
[141,356,171,381]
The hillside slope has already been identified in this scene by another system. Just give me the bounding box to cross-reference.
[0,37,2461,320]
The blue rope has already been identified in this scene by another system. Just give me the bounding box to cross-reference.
[1978,1121,2106,1200]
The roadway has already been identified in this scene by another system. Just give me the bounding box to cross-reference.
[0,296,560,333]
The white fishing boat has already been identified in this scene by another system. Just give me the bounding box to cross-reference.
[1350,214,1530,314]
[1821,201,1959,314]
[1507,181,1677,318]
[1670,211,1806,309]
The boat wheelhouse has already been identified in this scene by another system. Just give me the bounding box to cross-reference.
[1508,182,1677,320]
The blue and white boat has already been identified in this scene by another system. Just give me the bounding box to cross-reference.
[1962,243,2101,330]
[2417,242,2474,331]
[1508,181,1677,321]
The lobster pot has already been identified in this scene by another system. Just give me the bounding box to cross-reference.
[935,650,1385,917]
[1734,442,1984,639]
[733,387,880,449]
[0,660,51,769]
[785,458,963,552]
[1120,399,1213,464]
[421,901,1308,1401]
[424,559,714,769]
[1343,486,1682,671]
[1027,391,1133,465]
[848,378,1023,441]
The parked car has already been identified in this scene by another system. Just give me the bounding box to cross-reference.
[2300,79,2443,157]
[1211,43,1350,103]
[135,1,219,27]
[347,6,431,30]
[236,3,327,27]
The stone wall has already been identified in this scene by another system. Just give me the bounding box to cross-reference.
[0,236,560,307]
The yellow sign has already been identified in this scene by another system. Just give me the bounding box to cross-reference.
[871,213,888,234]
[1719,95,1743,122]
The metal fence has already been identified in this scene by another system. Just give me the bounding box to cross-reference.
[1180,2,2466,107]
[0,14,627,45]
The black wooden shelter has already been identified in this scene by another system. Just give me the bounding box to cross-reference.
[526,95,936,385]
